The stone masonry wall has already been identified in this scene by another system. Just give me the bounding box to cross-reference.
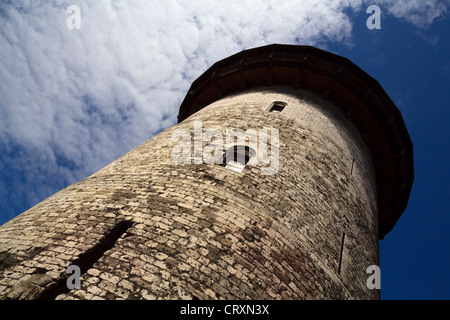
[0,86,379,300]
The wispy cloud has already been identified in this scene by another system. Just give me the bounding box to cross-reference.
[373,0,448,28]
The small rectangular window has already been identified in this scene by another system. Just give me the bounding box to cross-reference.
[268,101,287,113]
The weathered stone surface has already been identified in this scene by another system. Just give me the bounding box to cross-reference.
[0,87,379,300]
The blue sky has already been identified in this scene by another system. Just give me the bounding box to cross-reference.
[336,10,450,300]
[0,0,449,300]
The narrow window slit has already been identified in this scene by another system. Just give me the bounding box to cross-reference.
[338,232,346,276]
[350,159,355,175]
[38,220,133,300]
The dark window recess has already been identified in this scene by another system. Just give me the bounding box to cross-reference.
[38,220,132,300]
[268,101,287,113]
[350,159,355,175]
[338,232,346,276]
[221,145,256,173]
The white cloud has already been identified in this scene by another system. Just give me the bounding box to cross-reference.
[373,0,448,28]
[0,0,447,222]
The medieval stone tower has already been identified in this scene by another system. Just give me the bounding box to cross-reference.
[0,44,413,300]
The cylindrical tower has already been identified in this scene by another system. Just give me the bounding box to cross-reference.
[0,45,413,300]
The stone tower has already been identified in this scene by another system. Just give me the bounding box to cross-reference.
[0,44,413,300]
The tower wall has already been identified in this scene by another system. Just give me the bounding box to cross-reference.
[0,86,379,300]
